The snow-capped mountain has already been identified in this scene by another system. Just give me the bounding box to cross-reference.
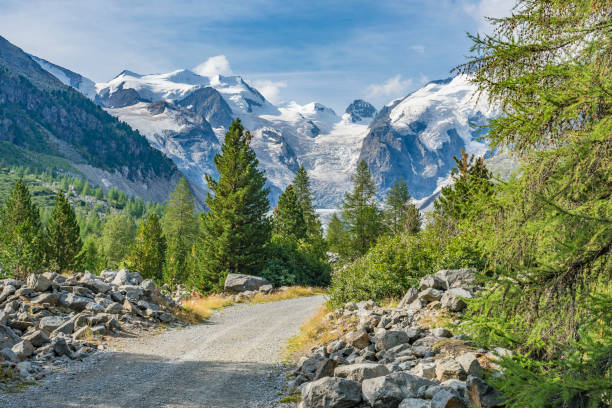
[28,55,97,99]
[32,56,496,210]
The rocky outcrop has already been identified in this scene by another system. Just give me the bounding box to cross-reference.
[292,268,506,408]
[0,270,180,386]
[223,273,271,294]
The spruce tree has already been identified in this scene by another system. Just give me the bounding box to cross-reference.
[80,236,102,274]
[126,214,166,281]
[195,119,271,292]
[101,213,136,268]
[383,178,421,235]
[326,213,347,255]
[293,166,322,238]
[0,179,46,277]
[273,185,307,240]
[47,190,82,272]
[341,160,383,257]
[162,177,198,284]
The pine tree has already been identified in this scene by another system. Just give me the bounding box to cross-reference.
[162,177,198,284]
[326,213,347,255]
[194,119,271,292]
[125,214,166,281]
[383,178,421,235]
[0,179,46,277]
[293,166,323,239]
[101,213,136,268]
[47,190,82,272]
[273,185,307,240]
[341,160,383,257]
[79,236,102,274]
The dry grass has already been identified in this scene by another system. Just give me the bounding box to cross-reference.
[247,286,325,304]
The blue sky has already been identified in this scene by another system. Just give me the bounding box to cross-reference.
[0,0,512,112]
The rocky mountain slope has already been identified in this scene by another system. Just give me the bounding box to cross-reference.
[24,40,499,209]
[0,36,180,203]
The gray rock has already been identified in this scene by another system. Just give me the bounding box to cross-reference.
[30,292,61,306]
[456,352,481,377]
[100,270,117,281]
[0,311,7,326]
[466,376,504,408]
[258,284,273,294]
[39,316,66,334]
[398,288,419,309]
[362,372,435,408]
[52,337,72,357]
[0,285,16,302]
[52,317,75,336]
[14,287,33,297]
[419,275,446,291]
[407,299,427,314]
[344,302,358,311]
[419,288,443,302]
[410,362,437,379]
[0,347,17,362]
[59,293,92,311]
[11,340,34,359]
[72,326,91,340]
[112,269,131,285]
[23,330,50,347]
[334,363,389,382]
[85,302,105,312]
[223,273,270,293]
[434,269,475,289]
[432,328,452,338]
[301,377,362,408]
[26,273,52,292]
[130,272,143,285]
[120,285,144,300]
[109,291,124,303]
[299,353,327,379]
[0,325,20,349]
[399,398,431,408]
[435,357,466,382]
[80,273,110,294]
[431,388,465,408]
[140,279,157,293]
[345,329,370,349]
[374,329,410,351]
[313,358,338,381]
[105,302,123,314]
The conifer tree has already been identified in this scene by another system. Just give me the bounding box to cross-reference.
[101,213,136,268]
[80,236,102,274]
[273,185,307,240]
[383,178,421,235]
[126,214,166,281]
[341,160,383,257]
[162,177,198,284]
[293,166,322,238]
[195,119,271,292]
[326,213,347,255]
[47,190,82,272]
[0,179,46,277]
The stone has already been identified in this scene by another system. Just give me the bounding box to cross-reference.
[107,317,121,331]
[39,316,66,334]
[344,302,358,311]
[418,288,444,302]
[313,358,338,380]
[100,270,117,281]
[345,329,370,349]
[334,363,389,382]
[466,375,504,408]
[434,269,476,289]
[52,337,72,357]
[431,389,466,408]
[419,275,446,291]
[11,340,34,360]
[14,287,33,297]
[300,377,362,408]
[440,293,466,312]
[0,347,17,362]
[112,269,131,285]
[298,353,327,379]
[258,284,273,294]
[456,352,481,377]
[130,272,144,285]
[123,300,144,317]
[0,311,7,326]
[374,329,411,351]
[407,299,427,314]
[85,302,105,312]
[109,291,124,303]
[399,399,431,408]
[52,318,75,336]
[79,272,110,293]
[0,325,20,349]
[59,293,92,311]
[30,292,61,306]
[223,273,270,293]
[432,328,452,338]
[0,285,16,302]
[23,329,50,347]
[140,279,157,293]
[357,300,375,310]
[436,357,466,382]
[362,372,436,408]
[410,362,437,379]
[72,326,91,340]
[120,285,144,300]
[398,288,419,308]
[26,273,52,292]
[105,302,123,314]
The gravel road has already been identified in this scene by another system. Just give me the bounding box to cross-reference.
[0,295,326,408]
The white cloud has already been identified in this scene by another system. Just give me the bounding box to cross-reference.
[366,75,413,99]
[463,0,515,32]
[410,45,425,54]
[193,55,233,77]
[250,79,287,104]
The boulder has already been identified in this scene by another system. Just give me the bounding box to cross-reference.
[30,292,61,306]
[0,325,20,349]
[345,329,370,349]
[52,317,76,336]
[398,288,419,309]
[119,285,144,300]
[410,362,436,379]
[436,357,467,382]
[456,352,481,377]
[419,275,446,291]
[431,389,466,408]
[466,376,504,408]
[39,316,66,334]
[362,372,435,408]
[140,279,157,293]
[374,329,410,351]
[26,273,52,292]
[23,330,50,347]
[112,269,131,285]
[300,377,362,408]
[434,269,475,290]
[418,288,443,302]
[223,273,270,293]
[79,272,110,293]
[0,285,16,302]
[334,363,389,383]
[105,302,123,314]
[298,353,327,379]
[259,284,274,294]
[399,399,431,408]
[59,293,92,311]
[313,358,338,381]
[52,337,72,357]
[432,328,452,338]
[11,340,34,360]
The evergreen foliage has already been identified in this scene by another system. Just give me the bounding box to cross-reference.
[101,213,136,269]
[383,178,420,235]
[194,119,271,292]
[325,213,346,255]
[47,190,82,272]
[162,177,198,285]
[341,160,384,258]
[293,166,323,239]
[79,236,103,274]
[125,214,166,281]
[0,179,46,277]
[273,185,307,240]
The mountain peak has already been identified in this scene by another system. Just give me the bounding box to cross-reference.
[345,99,376,123]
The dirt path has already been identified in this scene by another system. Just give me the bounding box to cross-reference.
[0,295,326,408]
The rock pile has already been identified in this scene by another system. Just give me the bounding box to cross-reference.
[290,269,506,408]
[223,273,275,301]
[0,269,180,385]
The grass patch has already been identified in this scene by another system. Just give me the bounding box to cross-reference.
[280,393,301,403]
[247,286,326,305]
